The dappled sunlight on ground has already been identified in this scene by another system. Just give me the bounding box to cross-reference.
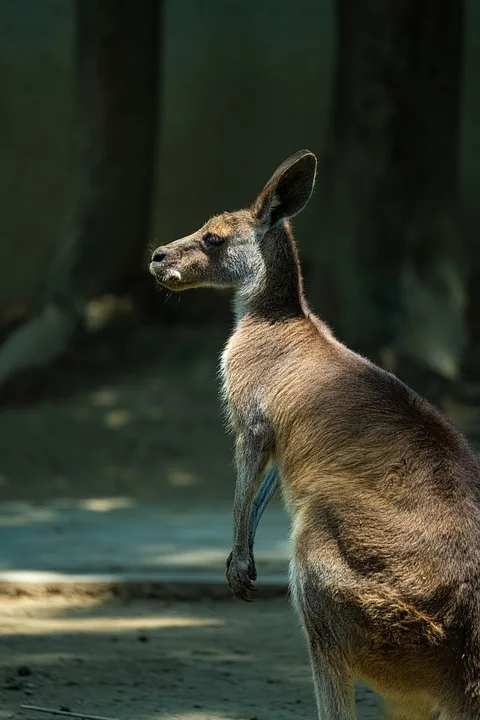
[0,597,383,720]
[0,499,290,575]
[0,326,233,506]
[1,611,223,636]
[0,497,135,526]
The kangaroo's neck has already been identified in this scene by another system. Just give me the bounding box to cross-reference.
[235,222,308,324]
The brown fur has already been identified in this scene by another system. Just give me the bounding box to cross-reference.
[150,150,480,719]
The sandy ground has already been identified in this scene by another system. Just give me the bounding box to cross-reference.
[0,596,383,720]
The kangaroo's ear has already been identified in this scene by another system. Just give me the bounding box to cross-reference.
[251,150,317,227]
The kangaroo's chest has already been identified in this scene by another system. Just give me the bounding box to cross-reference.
[220,341,259,431]
[219,328,281,434]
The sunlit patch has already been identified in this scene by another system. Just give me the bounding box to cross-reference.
[168,469,198,488]
[0,497,136,528]
[155,549,229,567]
[164,713,226,720]
[0,597,224,635]
[9,653,92,665]
[103,409,131,428]
[77,497,134,513]
[45,496,135,511]
[0,504,56,527]
[90,389,118,407]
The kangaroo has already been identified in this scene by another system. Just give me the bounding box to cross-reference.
[150,150,480,719]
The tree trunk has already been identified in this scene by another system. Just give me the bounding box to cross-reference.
[312,0,465,384]
[0,0,160,390]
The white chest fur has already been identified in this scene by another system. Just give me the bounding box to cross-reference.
[218,340,236,432]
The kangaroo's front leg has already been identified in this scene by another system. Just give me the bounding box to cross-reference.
[226,419,273,601]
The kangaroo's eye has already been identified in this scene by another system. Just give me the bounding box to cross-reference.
[204,233,225,248]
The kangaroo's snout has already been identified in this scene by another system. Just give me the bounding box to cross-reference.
[149,244,183,287]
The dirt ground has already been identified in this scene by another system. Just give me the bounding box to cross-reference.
[0,596,383,720]
[0,321,479,506]
[0,323,236,506]
[0,320,477,720]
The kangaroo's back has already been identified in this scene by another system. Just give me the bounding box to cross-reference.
[227,309,479,504]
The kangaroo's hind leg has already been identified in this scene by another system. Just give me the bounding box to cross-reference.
[291,570,356,718]
[299,631,355,720]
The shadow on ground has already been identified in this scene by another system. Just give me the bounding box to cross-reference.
[0,324,234,506]
[1,322,479,508]
[0,596,383,720]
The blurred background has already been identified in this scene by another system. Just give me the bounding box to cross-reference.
[1,4,479,716]
[0,0,479,510]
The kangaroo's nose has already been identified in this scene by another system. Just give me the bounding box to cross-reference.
[152,249,166,263]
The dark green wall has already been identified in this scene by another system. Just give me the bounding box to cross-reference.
[1,0,479,304]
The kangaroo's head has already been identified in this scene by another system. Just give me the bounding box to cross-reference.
[149,150,317,293]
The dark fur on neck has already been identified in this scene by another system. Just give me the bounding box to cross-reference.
[243,221,308,323]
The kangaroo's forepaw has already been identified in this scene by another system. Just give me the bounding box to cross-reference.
[226,551,257,602]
